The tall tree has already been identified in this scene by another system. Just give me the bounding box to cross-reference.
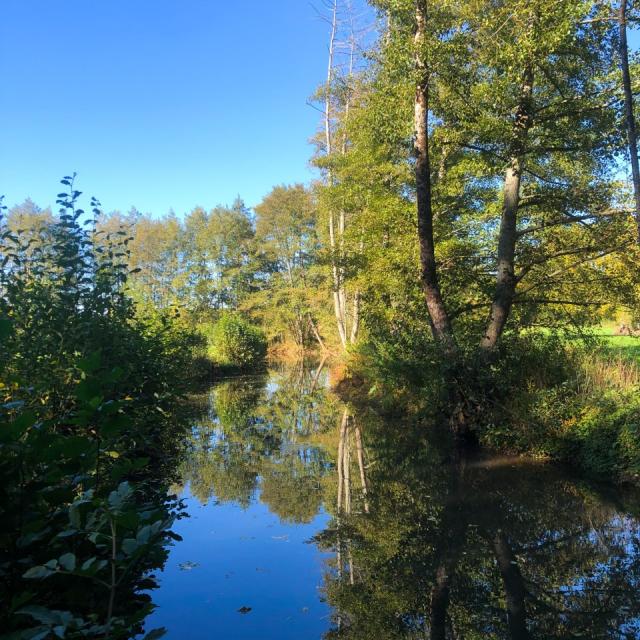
[618,0,640,242]
[316,0,369,349]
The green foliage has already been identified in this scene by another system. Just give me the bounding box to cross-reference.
[476,339,640,480]
[205,313,267,369]
[181,366,338,520]
[0,178,196,637]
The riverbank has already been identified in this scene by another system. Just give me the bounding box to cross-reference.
[332,334,640,484]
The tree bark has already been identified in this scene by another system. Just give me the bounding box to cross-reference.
[492,530,531,640]
[429,562,451,640]
[618,0,640,243]
[481,65,534,351]
[414,1,455,349]
[324,0,349,349]
[354,421,369,513]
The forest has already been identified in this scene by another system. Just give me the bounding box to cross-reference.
[2,0,640,638]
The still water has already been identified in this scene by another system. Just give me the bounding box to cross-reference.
[144,363,640,639]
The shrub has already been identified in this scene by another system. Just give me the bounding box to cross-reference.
[0,179,195,637]
[206,313,267,368]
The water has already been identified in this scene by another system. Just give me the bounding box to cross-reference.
[144,363,640,639]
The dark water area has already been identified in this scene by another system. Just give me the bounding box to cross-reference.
[143,364,640,639]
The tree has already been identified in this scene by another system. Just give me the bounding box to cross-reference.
[253,184,326,349]
[343,0,638,428]
[314,0,373,349]
[618,0,640,242]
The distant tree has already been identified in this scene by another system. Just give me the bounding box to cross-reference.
[253,184,326,349]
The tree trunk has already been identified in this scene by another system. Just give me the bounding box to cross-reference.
[429,563,451,640]
[481,65,534,351]
[414,1,455,350]
[308,313,328,352]
[619,0,640,243]
[493,530,531,640]
[324,0,349,349]
[354,422,369,513]
[337,409,348,512]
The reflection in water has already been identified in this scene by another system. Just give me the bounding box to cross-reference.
[151,364,640,639]
[320,423,640,639]
[180,363,339,522]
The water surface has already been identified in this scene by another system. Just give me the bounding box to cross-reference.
[145,364,640,639]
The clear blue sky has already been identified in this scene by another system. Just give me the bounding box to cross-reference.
[0,1,332,215]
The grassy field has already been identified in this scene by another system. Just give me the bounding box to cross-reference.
[592,324,640,363]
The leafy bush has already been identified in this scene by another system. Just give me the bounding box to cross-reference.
[0,179,197,638]
[479,342,640,481]
[205,313,267,368]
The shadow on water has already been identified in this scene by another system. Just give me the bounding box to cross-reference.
[147,362,640,639]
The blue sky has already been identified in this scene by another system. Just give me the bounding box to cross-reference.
[0,1,334,215]
[1,4,637,217]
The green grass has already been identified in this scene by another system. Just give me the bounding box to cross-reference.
[591,325,640,363]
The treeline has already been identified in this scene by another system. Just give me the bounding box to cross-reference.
[5,185,332,354]
[4,0,640,474]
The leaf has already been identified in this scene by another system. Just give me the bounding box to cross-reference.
[0,411,36,443]
[22,566,54,580]
[142,629,167,640]
[68,504,82,529]
[75,378,102,404]
[136,524,152,544]
[58,552,76,571]
[77,352,101,374]
[108,481,133,509]
[0,317,12,342]
[17,605,60,624]
[121,538,139,555]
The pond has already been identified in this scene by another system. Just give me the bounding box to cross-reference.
[143,363,640,639]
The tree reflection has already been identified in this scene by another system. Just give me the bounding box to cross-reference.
[180,363,338,522]
[318,417,640,639]
[178,365,640,638]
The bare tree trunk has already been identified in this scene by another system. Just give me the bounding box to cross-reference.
[349,291,360,344]
[414,1,455,349]
[492,530,531,640]
[429,563,451,640]
[337,409,348,512]
[354,422,369,513]
[619,0,640,243]
[325,0,349,349]
[481,65,534,351]
[343,418,352,514]
[324,0,363,349]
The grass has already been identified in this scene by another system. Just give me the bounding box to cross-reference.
[591,323,640,364]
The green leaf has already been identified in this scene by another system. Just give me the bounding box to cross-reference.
[75,378,102,404]
[17,606,60,624]
[22,566,54,580]
[77,351,101,374]
[68,504,82,529]
[58,552,76,571]
[0,317,12,342]
[108,481,133,509]
[121,538,139,555]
